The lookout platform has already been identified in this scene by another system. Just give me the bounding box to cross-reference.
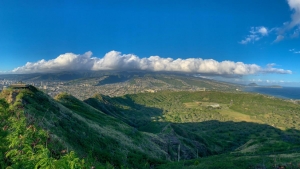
[9,83,29,89]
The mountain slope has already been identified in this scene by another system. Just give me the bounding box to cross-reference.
[85,91,300,164]
[2,86,300,168]
[1,86,167,168]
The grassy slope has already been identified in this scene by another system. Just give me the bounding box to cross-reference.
[10,88,166,168]
[3,86,300,168]
[85,91,300,168]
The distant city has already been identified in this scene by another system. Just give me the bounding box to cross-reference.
[0,72,240,100]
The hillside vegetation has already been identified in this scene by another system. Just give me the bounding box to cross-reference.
[0,87,165,168]
[85,91,300,168]
[1,86,300,168]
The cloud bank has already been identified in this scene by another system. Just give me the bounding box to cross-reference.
[11,51,292,76]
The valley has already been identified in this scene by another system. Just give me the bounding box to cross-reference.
[1,73,300,168]
[1,0,299,168]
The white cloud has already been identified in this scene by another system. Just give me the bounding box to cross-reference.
[272,0,300,41]
[261,63,292,74]
[12,51,94,73]
[291,26,300,38]
[289,48,300,53]
[241,0,300,43]
[258,27,268,36]
[11,51,292,76]
[287,0,300,28]
[239,26,269,44]
[273,35,285,43]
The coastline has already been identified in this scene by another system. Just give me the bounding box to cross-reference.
[242,86,300,101]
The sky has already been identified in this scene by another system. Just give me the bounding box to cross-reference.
[0,0,300,86]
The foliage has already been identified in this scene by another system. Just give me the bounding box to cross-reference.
[1,87,165,168]
[86,90,300,165]
[2,86,300,168]
[0,92,94,169]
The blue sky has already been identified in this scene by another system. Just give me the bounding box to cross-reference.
[0,0,300,86]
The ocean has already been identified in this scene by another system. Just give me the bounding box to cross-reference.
[244,87,300,100]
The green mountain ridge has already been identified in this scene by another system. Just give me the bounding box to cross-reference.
[1,86,300,168]
[85,92,300,157]
[0,86,166,168]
